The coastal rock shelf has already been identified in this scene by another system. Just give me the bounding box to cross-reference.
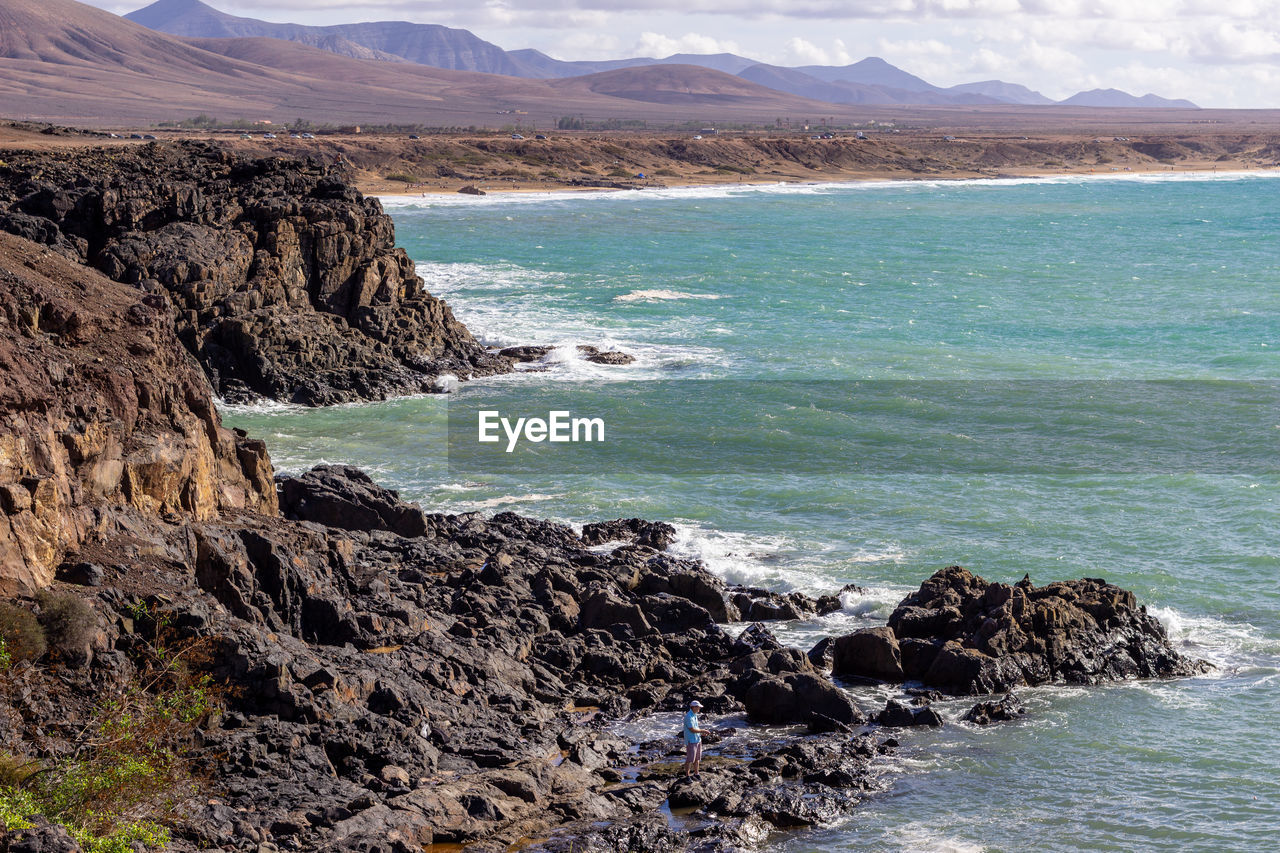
[0,147,1210,852]
[0,141,509,405]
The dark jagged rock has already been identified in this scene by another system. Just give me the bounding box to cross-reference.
[576,344,636,365]
[277,464,428,537]
[964,692,1027,725]
[885,565,1210,694]
[730,586,842,621]
[1,817,83,853]
[54,561,103,587]
[876,698,943,728]
[808,636,835,669]
[831,626,903,682]
[741,672,865,727]
[498,345,553,362]
[457,185,486,195]
[581,517,677,550]
[0,142,511,406]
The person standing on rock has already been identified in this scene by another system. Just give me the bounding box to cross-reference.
[683,700,708,777]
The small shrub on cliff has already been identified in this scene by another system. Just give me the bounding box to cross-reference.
[0,780,169,851]
[0,608,219,850]
[0,673,195,850]
[35,590,96,657]
[384,172,421,184]
[0,603,46,663]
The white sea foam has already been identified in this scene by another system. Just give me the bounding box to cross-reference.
[1149,606,1279,673]
[216,397,305,416]
[451,493,566,511]
[890,824,987,853]
[666,523,812,591]
[665,522,912,605]
[613,289,726,303]
[413,260,729,379]
[378,169,1280,211]
[435,482,488,491]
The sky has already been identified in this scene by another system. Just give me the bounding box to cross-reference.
[84,0,1280,107]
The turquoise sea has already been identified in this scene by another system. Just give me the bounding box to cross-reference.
[225,173,1280,852]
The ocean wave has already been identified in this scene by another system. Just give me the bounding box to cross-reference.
[216,397,305,416]
[415,260,566,295]
[450,493,566,511]
[614,289,726,303]
[414,260,728,379]
[665,522,910,598]
[665,523,814,591]
[1149,605,1280,672]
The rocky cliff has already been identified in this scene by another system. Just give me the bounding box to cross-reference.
[0,141,509,405]
[0,232,275,595]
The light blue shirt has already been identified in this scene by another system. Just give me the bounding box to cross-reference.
[683,710,702,744]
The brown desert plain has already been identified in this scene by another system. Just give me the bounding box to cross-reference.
[1,0,1279,195]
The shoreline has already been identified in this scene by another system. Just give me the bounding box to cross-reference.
[370,160,1279,198]
[5,121,1276,201]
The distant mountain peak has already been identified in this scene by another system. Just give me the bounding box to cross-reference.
[948,79,1054,106]
[1060,87,1198,109]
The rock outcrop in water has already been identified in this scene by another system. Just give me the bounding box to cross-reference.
[831,565,1209,694]
[0,142,509,405]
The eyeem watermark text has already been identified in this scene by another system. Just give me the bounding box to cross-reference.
[477,410,605,452]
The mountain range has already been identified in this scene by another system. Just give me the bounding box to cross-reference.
[0,0,1202,127]
[0,0,895,125]
[124,0,1198,109]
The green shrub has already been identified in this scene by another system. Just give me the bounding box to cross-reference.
[0,603,46,662]
[35,591,95,656]
[384,172,420,183]
[0,780,169,850]
[0,784,37,831]
[0,612,217,851]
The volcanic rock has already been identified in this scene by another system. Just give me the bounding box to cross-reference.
[885,565,1210,694]
[0,142,509,406]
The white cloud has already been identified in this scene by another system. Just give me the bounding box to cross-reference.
[1194,22,1280,61]
[782,36,833,64]
[633,31,743,57]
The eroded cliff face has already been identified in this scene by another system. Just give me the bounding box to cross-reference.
[0,232,276,594]
[0,142,508,405]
